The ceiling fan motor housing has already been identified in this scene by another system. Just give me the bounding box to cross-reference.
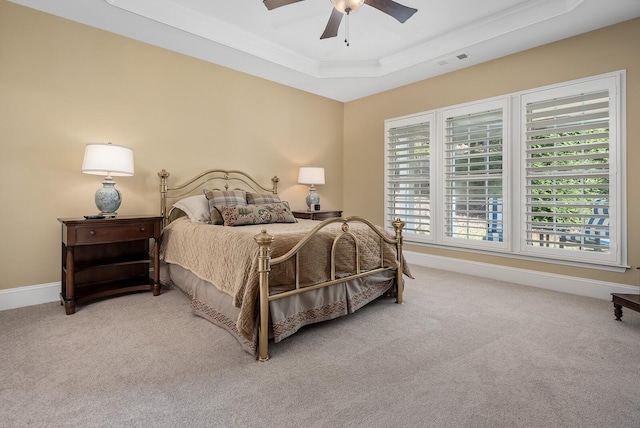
[331,0,366,14]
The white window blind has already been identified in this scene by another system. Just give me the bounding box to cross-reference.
[385,117,432,240]
[443,105,505,243]
[524,89,612,254]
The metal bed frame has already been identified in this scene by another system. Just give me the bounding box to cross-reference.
[158,169,405,361]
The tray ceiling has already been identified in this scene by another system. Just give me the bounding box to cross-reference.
[9,0,640,101]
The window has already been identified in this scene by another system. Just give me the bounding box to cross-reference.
[519,76,621,265]
[385,114,434,243]
[385,72,625,268]
[442,100,507,247]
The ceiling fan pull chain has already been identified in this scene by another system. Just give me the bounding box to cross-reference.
[345,10,350,46]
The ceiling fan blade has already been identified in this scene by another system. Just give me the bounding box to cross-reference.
[263,0,304,10]
[364,0,417,23]
[320,8,344,39]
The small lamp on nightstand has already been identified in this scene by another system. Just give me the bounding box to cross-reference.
[298,166,325,212]
[82,142,134,217]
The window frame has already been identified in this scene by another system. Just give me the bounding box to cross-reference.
[439,98,510,251]
[517,73,624,266]
[384,112,435,244]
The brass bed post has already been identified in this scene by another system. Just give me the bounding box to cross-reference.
[254,229,274,362]
[158,169,170,226]
[392,218,405,304]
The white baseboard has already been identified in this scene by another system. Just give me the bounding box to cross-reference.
[0,282,61,311]
[404,251,638,301]
[0,255,636,311]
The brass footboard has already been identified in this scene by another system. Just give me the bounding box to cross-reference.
[254,216,405,362]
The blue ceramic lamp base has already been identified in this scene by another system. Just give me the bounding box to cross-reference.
[306,186,320,212]
[94,176,122,217]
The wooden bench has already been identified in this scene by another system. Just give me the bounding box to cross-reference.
[611,293,640,321]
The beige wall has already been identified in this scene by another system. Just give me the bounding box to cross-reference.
[343,18,640,286]
[0,1,344,291]
[2,0,638,294]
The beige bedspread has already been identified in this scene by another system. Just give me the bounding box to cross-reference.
[159,217,408,340]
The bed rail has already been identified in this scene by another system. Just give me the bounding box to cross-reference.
[254,216,405,362]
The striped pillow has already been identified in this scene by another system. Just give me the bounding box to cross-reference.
[203,189,247,225]
[246,192,280,205]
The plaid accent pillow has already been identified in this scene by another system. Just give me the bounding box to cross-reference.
[218,201,297,226]
[203,189,247,225]
[246,192,280,205]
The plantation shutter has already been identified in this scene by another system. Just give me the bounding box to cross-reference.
[386,119,431,239]
[524,89,611,252]
[443,107,504,242]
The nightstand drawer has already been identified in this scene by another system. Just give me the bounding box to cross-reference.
[75,222,156,245]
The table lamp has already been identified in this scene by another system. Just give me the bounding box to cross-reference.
[82,142,134,217]
[298,166,325,211]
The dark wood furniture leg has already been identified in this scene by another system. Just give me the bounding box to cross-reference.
[63,245,76,315]
[153,237,161,296]
[613,303,623,321]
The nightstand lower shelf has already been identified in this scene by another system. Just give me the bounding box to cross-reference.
[70,277,156,305]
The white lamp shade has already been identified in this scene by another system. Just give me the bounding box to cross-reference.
[298,167,325,185]
[82,143,134,176]
[331,0,365,13]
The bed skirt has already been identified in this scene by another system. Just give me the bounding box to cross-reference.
[161,262,397,355]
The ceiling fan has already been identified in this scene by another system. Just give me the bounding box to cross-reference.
[263,0,418,42]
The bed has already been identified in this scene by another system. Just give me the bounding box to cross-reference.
[157,168,409,361]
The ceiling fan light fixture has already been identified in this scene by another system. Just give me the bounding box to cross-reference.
[331,0,365,14]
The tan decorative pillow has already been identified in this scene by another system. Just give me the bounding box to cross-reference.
[203,189,247,225]
[218,201,297,226]
[246,192,280,204]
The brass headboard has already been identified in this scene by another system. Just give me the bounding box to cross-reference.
[158,169,280,225]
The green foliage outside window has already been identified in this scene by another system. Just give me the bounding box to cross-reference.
[529,128,609,225]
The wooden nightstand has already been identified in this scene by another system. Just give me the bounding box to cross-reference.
[292,210,343,220]
[57,215,163,314]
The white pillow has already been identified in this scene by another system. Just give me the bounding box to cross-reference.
[172,195,211,223]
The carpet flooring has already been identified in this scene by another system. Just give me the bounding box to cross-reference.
[1,264,639,427]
